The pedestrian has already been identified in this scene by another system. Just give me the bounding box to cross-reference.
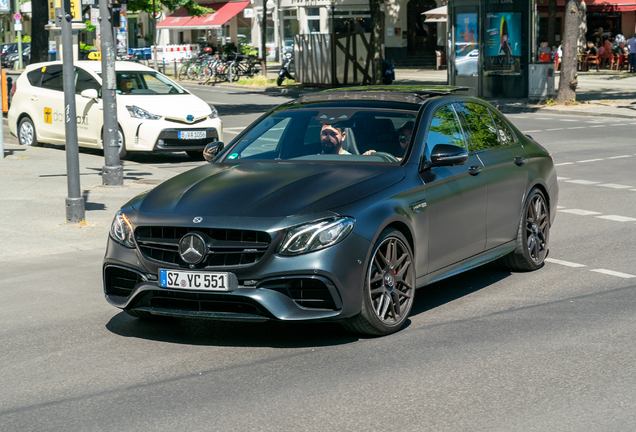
[628,33,636,73]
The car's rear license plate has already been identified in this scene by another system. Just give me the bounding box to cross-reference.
[179,131,206,140]
[159,269,235,291]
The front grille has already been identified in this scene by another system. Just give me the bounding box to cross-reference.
[146,290,266,315]
[260,278,338,310]
[164,116,208,125]
[136,226,271,268]
[104,266,144,297]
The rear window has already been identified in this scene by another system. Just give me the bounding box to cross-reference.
[27,69,42,86]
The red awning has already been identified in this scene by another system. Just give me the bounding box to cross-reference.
[157,1,250,29]
[538,0,636,12]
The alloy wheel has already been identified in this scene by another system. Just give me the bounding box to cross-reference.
[526,193,548,263]
[19,121,34,146]
[368,236,415,325]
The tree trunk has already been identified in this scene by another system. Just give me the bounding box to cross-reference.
[369,0,383,85]
[31,0,49,63]
[556,0,580,103]
[547,0,557,47]
[261,1,267,77]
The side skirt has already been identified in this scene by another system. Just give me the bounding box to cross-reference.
[416,241,516,288]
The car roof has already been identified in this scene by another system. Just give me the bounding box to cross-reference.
[23,60,155,74]
[299,86,471,105]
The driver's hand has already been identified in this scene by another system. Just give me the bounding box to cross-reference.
[363,150,376,155]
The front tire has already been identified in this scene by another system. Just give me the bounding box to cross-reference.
[277,75,284,86]
[343,229,415,336]
[18,117,38,146]
[102,127,127,159]
[499,187,550,271]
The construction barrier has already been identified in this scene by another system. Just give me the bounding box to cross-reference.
[155,45,200,63]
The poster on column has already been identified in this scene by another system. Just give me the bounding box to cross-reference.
[485,12,521,75]
[455,13,478,76]
[116,4,128,56]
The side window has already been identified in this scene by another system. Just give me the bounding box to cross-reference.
[40,65,64,91]
[27,69,43,87]
[456,102,500,151]
[490,109,517,145]
[75,68,101,95]
[424,105,467,153]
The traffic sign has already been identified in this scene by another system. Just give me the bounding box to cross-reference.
[14,13,21,20]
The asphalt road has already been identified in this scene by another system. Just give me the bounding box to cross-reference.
[2,89,636,431]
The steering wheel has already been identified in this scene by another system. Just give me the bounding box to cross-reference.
[372,152,399,162]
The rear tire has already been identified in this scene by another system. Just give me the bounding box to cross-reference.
[499,187,550,271]
[342,229,415,336]
[18,117,38,147]
[277,75,284,86]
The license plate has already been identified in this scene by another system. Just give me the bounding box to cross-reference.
[179,131,206,140]
[159,269,235,292]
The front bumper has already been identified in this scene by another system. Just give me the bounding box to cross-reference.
[103,229,372,322]
[120,116,223,153]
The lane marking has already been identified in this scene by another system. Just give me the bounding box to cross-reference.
[545,128,564,131]
[560,119,579,122]
[557,176,571,180]
[591,269,636,279]
[224,130,240,135]
[597,184,632,189]
[607,155,631,159]
[535,118,553,120]
[596,215,636,222]
[224,127,246,131]
[567,127,586,130]
[589,125,606,128]
[557,206,566,209]
[555,162,574,166]
[565,180,601,185]
[577,159,604,163]
[558,209,603,215]
[545,258,586,268]
[523,130,542,133]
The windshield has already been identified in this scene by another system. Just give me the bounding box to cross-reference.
[112,71,186,95]
[224,108,417,163]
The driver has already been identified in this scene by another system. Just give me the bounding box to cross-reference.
[320,123,350,155]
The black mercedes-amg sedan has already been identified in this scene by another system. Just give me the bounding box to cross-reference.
[103,87,558,336]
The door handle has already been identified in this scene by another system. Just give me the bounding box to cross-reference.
[468,165,481,176]
[514,156,525,166]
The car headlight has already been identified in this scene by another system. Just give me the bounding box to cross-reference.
[126,105,161,120]
[279,217,355,256]
[110,211,136,248]
[209,104,219,119]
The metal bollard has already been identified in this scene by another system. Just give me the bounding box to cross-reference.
[174,60,177,77]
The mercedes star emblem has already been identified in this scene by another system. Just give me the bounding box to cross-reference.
[179,233,206,265]
[193,216,203,223]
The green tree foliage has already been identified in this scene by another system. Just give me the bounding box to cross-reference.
[127,0,212,16]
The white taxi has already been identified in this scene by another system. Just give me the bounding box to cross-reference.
[8,61,223,158]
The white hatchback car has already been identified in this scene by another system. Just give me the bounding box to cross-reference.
[8,61,223,158]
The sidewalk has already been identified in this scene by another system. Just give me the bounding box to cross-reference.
[0,133,181,262]
[393,68,636,119]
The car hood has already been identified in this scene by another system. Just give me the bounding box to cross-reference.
[133,162,405,218]
[116,94,211,117]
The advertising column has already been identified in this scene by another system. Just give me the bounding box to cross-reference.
[484,12,522,76]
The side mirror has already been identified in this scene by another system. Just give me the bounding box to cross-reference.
[203,141,225,163]
[420,144,469,172]
[80,89,99,99]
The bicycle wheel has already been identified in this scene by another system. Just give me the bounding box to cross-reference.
[177,64,188,81]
